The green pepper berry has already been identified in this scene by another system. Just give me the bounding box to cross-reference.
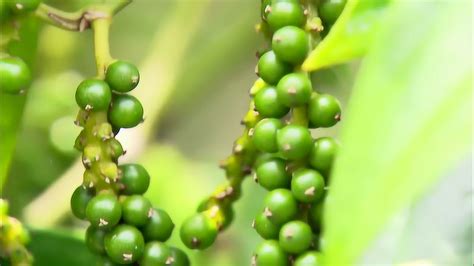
[291,168,325,203]
[85,194,122,229]
[308,94,341,128]
[276,125,313,160]
[272,26,309,64]
[96,256,121,266]
[104,224,145,264]
[142,208,175,242]
[255,86,290,118]
[279,220,313,254]
[169,247,190,266]
[8,0,40,13]
[266,1,305,32]
[308,203,323,233]
[180,212,218,250]
[256,158,291,190]
[108,94,144,128]
[263,189,298,225]
[294,251,322,266]
[106,139,124,161]
[75,79,112,111]
[253,240,289,266]
[119,164,151,195]
[308,137,339,177]
[85,225,107,255]
[257,51,292,85]
[276,73,312,107]
[140,241,172,266]
[318,0,346,25]
[121,195,153,227]
[254,212,280,240]
[70,185,95,220]
[253,118,284,153]
[0,57,31,94]
[197,200,234,230]
[105,61,140,93]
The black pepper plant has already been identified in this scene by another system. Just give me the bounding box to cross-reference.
[180,1,345,265]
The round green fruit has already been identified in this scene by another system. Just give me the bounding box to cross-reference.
[70,185,95,220]
[252,118,284,153]
[266,1,305,32]
[257,51,292,85]
[256,158,291,190]
[276,73,312,107]
[85,225,107,254]
[140,241,172,266]
[263,189,298,225]
[272,26,309,64]
[108,94,144,128]
[106,61,140,93]
[319,0,347,25]
[104,225,145,264]
[255,86,290,118]
[85,194,122,229]
[291,168,325,203]
[180,212,218,250]
[142,208,175,242]
[308,94,341,128]
[119,164,151,195]
[254,212,280,240]
[75,79,112,111]
[169,247,190,266]
[0,57,31,94]
[276,125,313,160]
[294,251,322,266]
[121,195,152,227]
[253,240,289,266]
[308,137,339,177]
[279,220,313,254]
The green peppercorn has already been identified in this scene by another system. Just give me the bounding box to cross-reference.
[308,94,341,128]
[291,168,325,203]
[85,194,122,229]
[121,195,153,227]
[279,220,313,254]
[255,86,290,118]
[70,185,95,220]
[276,73,312,107]
[119,164,151,195]
[276,125,313,160]
[318,0,347,25]
[75,79,112,111]
[272,26,309,64]
[308,203,323,233]
[169,247,190,266]
[308,137,339,177]
[0,57,31,94]
[294,251,322,266]
[141,208,175,242]
[256,158,291,190]
[180,212,218,250]
[8,0,40,13]
[105,61,140,93]
[140,241,172,266]
[253,240,289,266]
[96,256,121,266]
[263,189,298,225]
[254,212,280,240]
[257,51,292,85]
[266,1,305,32]
[85,225,107,255]
[253,118,284,153]
[106,139,124,161]
[104,224,145,264]
[108,94,144,128]
[197,200,234,230]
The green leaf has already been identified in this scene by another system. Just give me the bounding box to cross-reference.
[302,0,389,71]
[28,229,96,266]
[323,1,472,265]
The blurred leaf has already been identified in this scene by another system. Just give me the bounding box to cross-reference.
[29,229,96,266]
[302,0,389,71]
[323,1,472,265]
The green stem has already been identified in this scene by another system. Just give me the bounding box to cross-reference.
[35,3,84,31]
[91,18,113,78]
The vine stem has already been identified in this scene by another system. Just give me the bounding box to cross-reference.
[92,18,113,78]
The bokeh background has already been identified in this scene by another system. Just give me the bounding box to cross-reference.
[1,0,472,265]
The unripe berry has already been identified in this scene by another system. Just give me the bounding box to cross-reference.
[106,61,140,93]
[263,189,298,225]
[294,251,322,266]
[266,1,305,32]
[119,164,151,195]
[257,51,292,85]
[253,240,289,266]
[70,185,95,220]
[106,139,124,161]
[108,94,144,128]
[180,212,218,250]
[85,194,122,229]
[85,225,107,254]
[255,86,290,118]
[319,0,347,25]
[142,208,175,242]
[253,118,284,153]
[291,168,325,203]
[276,73,312,107]
[256,158,291,190]
[279,220,313,254]
[272,26,309,64]
[276,125,313,160]
[140,241,172,266]
[169,247,190,266]
[104,225,145,264]
[308,137,339,177]
[121,195,152,227]
[8,0,40,13]
[0,57,31,94]
[75,79,112,111]
[308,94,341,128]
[254,212,280,239]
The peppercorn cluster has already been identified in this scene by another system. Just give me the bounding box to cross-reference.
[71,61,189,265]
[0,0,40,95]
[251,1,345,265]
